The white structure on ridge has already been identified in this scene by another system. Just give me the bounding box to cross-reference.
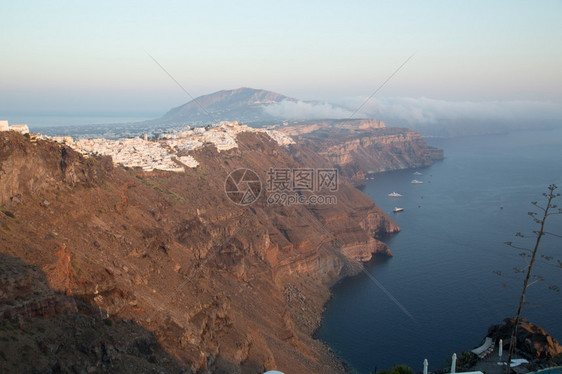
[176,155,199,168]
[264,129,295,146]
[0,120,30,134]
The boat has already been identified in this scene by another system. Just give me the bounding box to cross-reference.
[393,207,404,212]
[388,192,403,197]
[413,171,423,175]
[411,179,423,184]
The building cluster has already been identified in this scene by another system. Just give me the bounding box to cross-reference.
[0,120,29,135]
[163,121,294,152]
[264,129,295,146]
[164,124,237,152]
[72,137,199,172]
[33,121,294,173]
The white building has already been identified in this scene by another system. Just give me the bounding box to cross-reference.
[0,121,30,135]
[177,155,199,168]
[9,124,29,134]
[264,129,295,146]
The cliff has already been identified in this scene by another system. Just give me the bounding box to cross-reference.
[0,131,399,373]
[281,119,444,185]
[0,254,186,373]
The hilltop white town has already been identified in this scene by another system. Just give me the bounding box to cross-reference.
[0,120,294,172]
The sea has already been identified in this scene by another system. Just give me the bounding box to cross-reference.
[317,127,562,373]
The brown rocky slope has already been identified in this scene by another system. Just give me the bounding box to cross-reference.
[0,128,433,373]
[0,253,185,373]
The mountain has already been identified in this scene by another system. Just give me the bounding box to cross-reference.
[158,87,291,125]
[156,87,351,126]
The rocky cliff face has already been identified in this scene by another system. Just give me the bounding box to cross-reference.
[0,130,403,373]
[0,254,185,373]
[0,133,112,206]
[282,120,444,185]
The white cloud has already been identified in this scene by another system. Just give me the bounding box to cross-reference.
[263,100,352,120]
[357,97,562,124]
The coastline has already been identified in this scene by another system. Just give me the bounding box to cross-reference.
[315,128,562,372]
[313,253,397,373]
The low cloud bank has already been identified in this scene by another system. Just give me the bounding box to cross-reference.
[265,97,562,125]
[263,100,352,120]
[358,97,562,125]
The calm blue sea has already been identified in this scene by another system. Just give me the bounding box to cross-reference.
[317,127,562,373]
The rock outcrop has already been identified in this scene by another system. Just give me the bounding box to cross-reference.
[488,318,562,359]
[0,254,186,373]
[0,133,112,205]
[0,254,77,322]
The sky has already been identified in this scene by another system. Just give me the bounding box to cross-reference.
[1,0,562,123]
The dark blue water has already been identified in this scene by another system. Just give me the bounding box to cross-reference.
[317,128,562,373]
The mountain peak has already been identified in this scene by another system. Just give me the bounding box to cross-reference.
[157,87,354,126]
[161,87,294,123]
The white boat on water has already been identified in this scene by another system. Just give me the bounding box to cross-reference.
[411,179,423,184]
[413,171,423,175]
[393,207,404,212]
[388,192,403,197]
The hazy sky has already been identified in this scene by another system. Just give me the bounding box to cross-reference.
[2,0,561,118]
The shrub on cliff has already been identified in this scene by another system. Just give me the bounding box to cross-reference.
[1,208,15,218]
[377,364,415,374]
